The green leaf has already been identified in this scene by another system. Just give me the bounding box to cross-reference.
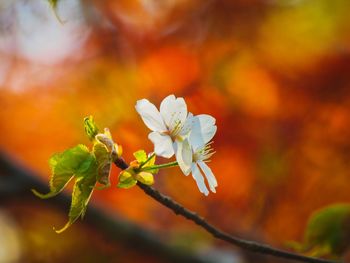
[304,204,350,257]
[84,116,100,141]
[93,142,112,186]
[135,172,154,185]
[133,150,147,163]
[284,240,305,252]
[32,145,92,199]
[55,155,98,233]
[117,170,137,189]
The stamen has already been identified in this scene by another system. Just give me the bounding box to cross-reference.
[194,142,215,162]
[170,119,183,138]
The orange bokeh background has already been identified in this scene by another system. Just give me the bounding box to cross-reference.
[0,0,350,262]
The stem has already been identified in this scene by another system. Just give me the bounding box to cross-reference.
[113,157,340,263]
[139,153,156,169]
[0,153,210,263]
[142,161,178,171]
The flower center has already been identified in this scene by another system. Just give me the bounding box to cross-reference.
[170,120,182,136]
[193,143,215,162]
[162,119,183,141]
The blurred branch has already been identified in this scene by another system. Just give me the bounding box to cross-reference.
[0,150,341,263]
[0,152,213,263]
[113,157,341,263]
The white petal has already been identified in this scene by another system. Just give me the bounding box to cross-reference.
[190,114,217,150]
[191,163,209,196]
[160,95,187,131]
[179,112,194,137]
[136,99,167,132]
[148,132,174,158]
[159,95,175,126]
[198,161,217,193]
[174,139,192,175]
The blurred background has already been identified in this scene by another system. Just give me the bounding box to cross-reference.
[0,0,350,262]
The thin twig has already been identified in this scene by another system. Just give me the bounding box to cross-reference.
[0,152,213,263]
[113,157,341,263]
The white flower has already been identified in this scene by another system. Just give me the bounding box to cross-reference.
[136,94,218,196]
[135,94,194,171]
[181,115,218,196]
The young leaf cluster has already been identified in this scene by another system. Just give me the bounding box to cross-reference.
[32,116,120,232]
[117,150,158,189]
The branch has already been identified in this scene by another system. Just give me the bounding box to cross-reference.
[0,152,213,263]
[113,157,341,263]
